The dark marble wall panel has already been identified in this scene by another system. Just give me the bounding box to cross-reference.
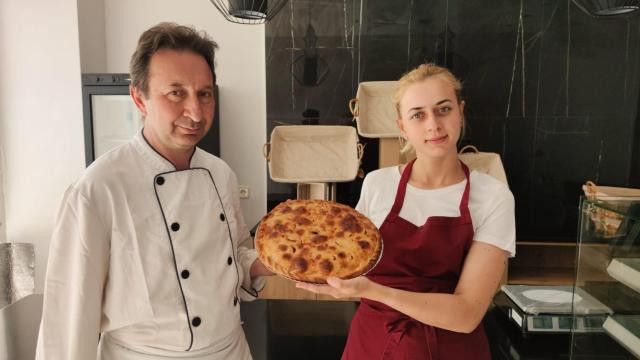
[266,0,640,241]
[265,0,366,207]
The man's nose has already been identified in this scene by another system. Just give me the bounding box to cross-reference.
[183,95,203,122]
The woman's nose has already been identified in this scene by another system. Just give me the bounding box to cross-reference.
[423,111,441,131]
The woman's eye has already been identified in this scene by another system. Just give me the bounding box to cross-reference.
[410,112,424,120]
[439,106,451,114]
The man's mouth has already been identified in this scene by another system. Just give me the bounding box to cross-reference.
[175,118,202,131]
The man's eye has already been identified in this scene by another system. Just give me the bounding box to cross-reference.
[199,91,214,103]
[168,90,183,97]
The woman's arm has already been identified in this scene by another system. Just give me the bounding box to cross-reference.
[297,241,508,333]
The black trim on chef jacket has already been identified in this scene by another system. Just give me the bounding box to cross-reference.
[145,131,200,351]
[152,166,257,351]
[153,172,195,351]
[202,169,244,300]
[141,129,198,171]
[144,132,260,349]
[202,170,264,300]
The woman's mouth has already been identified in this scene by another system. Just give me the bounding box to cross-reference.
[424,135,448,145]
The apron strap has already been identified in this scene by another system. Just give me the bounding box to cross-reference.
[458,162,471,220]
[386,159,416,222]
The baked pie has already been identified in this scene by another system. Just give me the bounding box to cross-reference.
[255,199,382,283]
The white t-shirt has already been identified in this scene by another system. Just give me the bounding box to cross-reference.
[356,166,516,257]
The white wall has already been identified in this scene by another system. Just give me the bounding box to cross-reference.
[0,148,6,244]
[77,0,106,72]
[0,0,85,291]
[101,0,267,228]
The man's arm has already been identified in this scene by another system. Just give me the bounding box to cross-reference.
[225,170,270,301]
[36,186,109,359]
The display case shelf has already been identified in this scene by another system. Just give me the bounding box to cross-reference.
[607,258,640,294]
[570,196,640,359]
[603,315,640,358]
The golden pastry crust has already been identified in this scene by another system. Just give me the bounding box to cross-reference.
[255,199,382,284]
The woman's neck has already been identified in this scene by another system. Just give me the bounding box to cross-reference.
[406,152,465,189]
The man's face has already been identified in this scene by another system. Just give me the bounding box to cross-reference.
[132,48,215,156]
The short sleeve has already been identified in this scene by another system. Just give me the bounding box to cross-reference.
[355,175,371,217]
[473,187,516,257]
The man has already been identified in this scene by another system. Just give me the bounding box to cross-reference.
[36,22,271,359]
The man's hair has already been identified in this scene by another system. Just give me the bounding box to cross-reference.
[129,22,218,95]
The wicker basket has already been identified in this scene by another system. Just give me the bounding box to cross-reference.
[458,145,508,185]
[349,81,400,138]
[264,126,364,183]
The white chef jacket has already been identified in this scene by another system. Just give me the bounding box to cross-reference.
[36,131,265,359]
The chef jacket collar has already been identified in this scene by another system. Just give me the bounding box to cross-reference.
[133,129,198,173]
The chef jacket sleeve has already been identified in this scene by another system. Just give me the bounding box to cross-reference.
[35,185,109,360]
[227,173,266,301]
[237,231,266,301]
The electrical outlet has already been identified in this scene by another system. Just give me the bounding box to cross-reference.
[239,186,250,199]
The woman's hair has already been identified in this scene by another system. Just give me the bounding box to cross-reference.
[393,63,464,157]
[130,22,218,96]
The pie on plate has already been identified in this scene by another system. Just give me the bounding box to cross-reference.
[255,199,382,284]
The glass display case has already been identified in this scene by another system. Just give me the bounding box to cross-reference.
[570,197,640,359]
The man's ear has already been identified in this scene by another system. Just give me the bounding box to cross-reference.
[130,85,148,118]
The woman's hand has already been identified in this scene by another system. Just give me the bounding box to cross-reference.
[295,276,372,299]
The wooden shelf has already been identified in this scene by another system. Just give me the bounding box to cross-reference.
[508,267,574,285]
[508,241,577,285]
[258,276,358,301]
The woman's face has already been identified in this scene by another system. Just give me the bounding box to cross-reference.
[397,76,464,159]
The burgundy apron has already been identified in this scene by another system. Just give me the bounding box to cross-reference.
[342,159,491,360]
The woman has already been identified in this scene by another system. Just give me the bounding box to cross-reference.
[297,63,515,359]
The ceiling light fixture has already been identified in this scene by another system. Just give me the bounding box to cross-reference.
[209,0,289,24]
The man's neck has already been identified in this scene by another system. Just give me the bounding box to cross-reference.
[142,129,194,170]
[165,151,193,171]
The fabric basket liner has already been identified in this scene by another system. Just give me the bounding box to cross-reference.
[458,145,509,185]
[349,81,400,138]
[266,126,360,183]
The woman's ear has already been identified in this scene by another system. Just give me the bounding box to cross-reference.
[459,100,465,114]
[396,117,406,137]
[130,85,148,118]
